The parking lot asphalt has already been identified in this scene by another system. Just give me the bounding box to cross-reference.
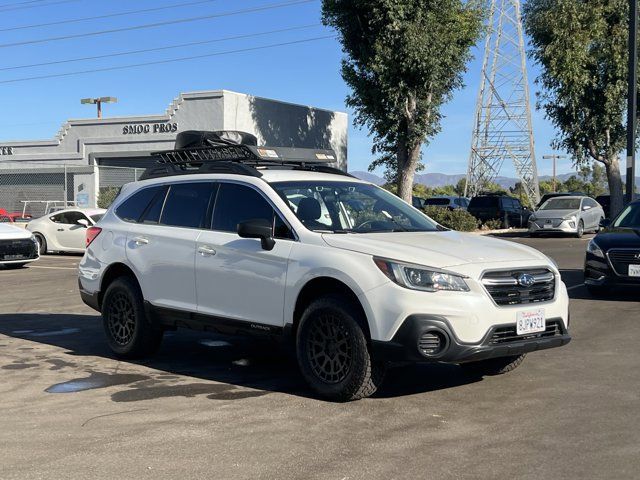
[1,236,639,480]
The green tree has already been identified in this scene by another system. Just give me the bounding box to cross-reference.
[523,0,631,217]
[322,0,484,202]
[454,177,467,196]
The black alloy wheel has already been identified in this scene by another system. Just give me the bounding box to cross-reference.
[306,314,353,384]
[106,291,136,346]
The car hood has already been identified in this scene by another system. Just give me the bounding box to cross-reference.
[0,223,32,240]
[532,209,579,219]
[321,230,548,268]
[594,228,640,250]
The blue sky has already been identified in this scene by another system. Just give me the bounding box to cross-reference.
[0,0,572,177]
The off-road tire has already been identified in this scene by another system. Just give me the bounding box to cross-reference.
[296,295,386,401]
[460,354,526,376]
[102,276,163,359]
[34,233,46,255]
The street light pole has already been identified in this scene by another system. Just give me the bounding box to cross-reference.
[627,0,638,203]
[542,154,567,192]
[80,97,118,119]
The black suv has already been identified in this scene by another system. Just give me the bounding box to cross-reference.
[468,194,530,228]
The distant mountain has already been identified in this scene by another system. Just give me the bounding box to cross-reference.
[350,170,640,191]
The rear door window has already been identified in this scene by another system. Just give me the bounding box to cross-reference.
[160,182,214,229]
[139,186,169,225]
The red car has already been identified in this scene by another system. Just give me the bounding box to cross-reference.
[0,209,32,223]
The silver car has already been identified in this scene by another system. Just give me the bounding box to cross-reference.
[528,196,605,238]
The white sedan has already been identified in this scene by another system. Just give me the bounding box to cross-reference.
[27,208,106,254]
[0,223,39,268]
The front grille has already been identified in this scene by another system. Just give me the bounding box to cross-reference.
[0,238,37,261]
[489,319,563,345]
[607,249,640,276]
[534,218,564,228]
[482,268,556,306]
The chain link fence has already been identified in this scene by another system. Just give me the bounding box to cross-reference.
[0,163,143,218]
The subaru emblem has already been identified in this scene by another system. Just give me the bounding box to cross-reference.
[517,273,535,287]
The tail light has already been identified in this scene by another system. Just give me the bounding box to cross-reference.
[86,226,102,247]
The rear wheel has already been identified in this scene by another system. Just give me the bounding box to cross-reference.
[34,233,46,255]
[296,295,386,401]
[102,276,163,358]
[460,354,526,376]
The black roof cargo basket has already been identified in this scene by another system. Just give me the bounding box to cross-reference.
[140,130,350,180]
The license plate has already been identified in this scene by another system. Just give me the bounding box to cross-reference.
[4,254,24,260]
[629,265,640,277]
[516,309,546,335]
[543,223,553,229]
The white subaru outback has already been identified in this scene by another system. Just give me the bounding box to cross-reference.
[79,131,570,401]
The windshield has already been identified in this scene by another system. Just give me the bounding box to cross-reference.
[613,204,640,228]
[271,181,439,233]
[540,198,581,211]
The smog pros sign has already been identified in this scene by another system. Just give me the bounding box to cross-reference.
[122,123,178,135]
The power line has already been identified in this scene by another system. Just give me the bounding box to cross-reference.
[0,0,80,12]
[0,0,219,33]
[0,24,322,71]
[0,35,336,84]
[0,0,316,49]
[0,0,52,7]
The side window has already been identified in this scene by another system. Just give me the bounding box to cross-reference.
[139,186,169,225]
[512,199,522,210]
[51,211,85,225]
[454,198,463,207]
[212,183,293,238]
[585,198,597,208]
[115,186,162,223]
[160,182,214,229]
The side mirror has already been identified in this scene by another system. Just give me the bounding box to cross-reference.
[599,218,611,228]
[76,218,89,228]
[582,205,591,211]
[237,219,275,251]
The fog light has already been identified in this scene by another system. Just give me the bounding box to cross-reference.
[418,330,448,356]
[569,221,575,228]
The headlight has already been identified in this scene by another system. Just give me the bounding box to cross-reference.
[564,215,576,223]
[586,239,605,259]
[374,257,470,292]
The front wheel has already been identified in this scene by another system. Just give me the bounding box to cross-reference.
[34,233,47,255]
[460,354,526,376]
[102,276,163,359]
[296,295,386,401]
[575,220,584,238]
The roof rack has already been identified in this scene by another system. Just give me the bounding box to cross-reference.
[141,130,351,181]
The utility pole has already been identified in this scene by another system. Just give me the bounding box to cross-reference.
[466,0,540,206]
[80,97,117,118]
[627,0,638,204]
[542,154,567,192]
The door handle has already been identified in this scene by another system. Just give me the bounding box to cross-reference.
[133,236,149,245]
[198,245,216,256]
[57,228,64,232]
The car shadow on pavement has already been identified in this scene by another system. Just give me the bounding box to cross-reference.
[0,313,480,401]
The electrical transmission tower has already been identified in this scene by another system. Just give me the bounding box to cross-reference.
[466,0,540,205]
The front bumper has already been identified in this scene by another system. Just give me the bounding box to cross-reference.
[372,314,571,364]
[584,253,640,288]
[529,219,577,234]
